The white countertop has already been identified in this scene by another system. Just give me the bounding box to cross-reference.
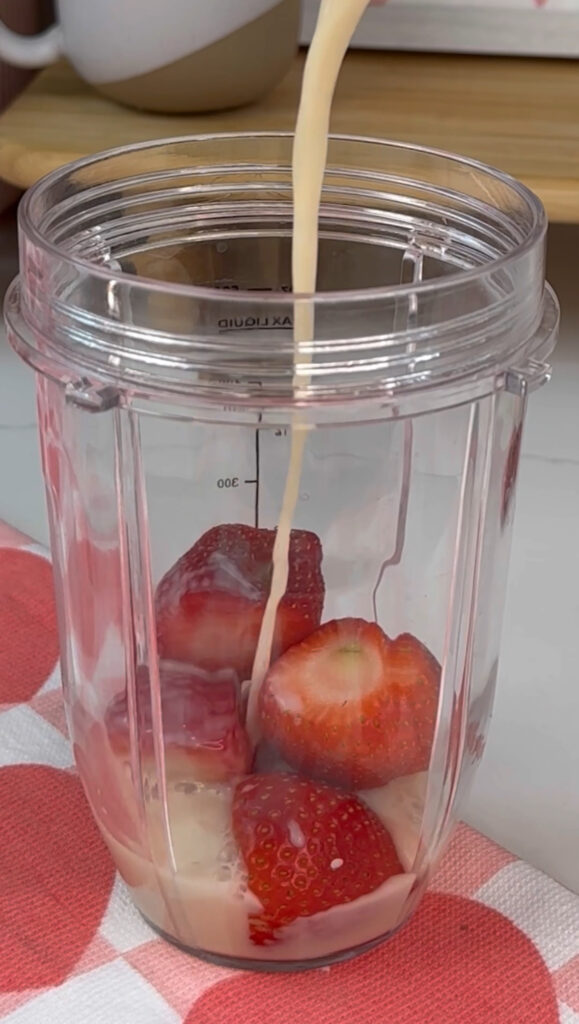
[1,212,578,894]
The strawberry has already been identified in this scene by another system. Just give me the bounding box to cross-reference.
[155,524,324,680]
[232,773,402,944]
[259,618,440,788]
[105,661,251,785]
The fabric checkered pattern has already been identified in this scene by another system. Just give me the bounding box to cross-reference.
[1,520,578,1023]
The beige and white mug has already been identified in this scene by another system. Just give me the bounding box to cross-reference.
[0,0,301,113]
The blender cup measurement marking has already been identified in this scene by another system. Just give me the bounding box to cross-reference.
[253,427,260,528]
[217,317,293,332]
[251,381,263,531]
[215,283,293,335]
[252,428,290,529]
[214,287,293,531]
[213,430,289,531]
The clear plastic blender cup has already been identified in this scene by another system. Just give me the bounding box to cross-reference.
[5,134,558,970]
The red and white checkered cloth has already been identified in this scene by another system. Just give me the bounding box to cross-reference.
[1,519,578,1023]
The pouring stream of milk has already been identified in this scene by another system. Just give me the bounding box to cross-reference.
[246,0,373,742]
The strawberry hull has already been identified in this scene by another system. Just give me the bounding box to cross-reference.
[259,620,441,789]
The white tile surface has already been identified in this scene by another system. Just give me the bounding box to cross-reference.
[1,209,578,891]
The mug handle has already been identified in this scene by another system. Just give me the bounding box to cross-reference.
[0,21,62,69]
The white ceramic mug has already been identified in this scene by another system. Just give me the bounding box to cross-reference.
[0,0,301,112]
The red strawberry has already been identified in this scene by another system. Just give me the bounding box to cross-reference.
[155,524,324,679]
[259,619,440,788]
[232,773,402,944]
[105,661,251,785]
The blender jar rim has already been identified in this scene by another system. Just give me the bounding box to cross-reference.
[4,133,559,410]
[17,131,548,305]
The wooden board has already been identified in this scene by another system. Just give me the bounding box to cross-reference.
[0,50,578,222]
